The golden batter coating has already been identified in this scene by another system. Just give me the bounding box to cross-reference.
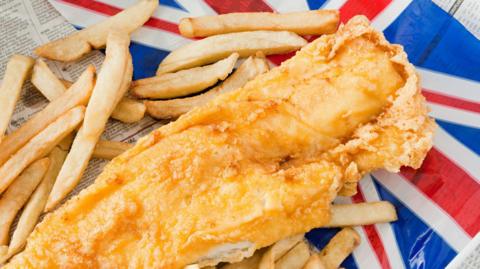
[5,16,434,269]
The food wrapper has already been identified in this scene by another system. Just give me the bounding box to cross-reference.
[2,0,479,268]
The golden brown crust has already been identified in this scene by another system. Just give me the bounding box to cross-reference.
[135,15,435,190]
[328,16,435,173]
[5,16,435,268]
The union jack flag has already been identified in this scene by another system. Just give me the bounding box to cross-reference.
[48,0,480,268]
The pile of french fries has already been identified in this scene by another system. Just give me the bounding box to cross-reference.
[0,0,398,267]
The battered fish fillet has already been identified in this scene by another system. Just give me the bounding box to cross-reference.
[5,16,435,268]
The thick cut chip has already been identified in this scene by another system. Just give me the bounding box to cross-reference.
[0,158,50,246]
[0,106,85,194]
[46,32,130,211]
[0,55,34,143]
[31,52,141,123]
[325,202,397,227]
[156,31,306,74]
[146,56,269,119]
[179,10,339,37]
[319,228,360,269]
[4,16,435,268]
[303,253,327,269]
[2,148,67,262]
[0,65,95,167]
[259,234,304,269]
[111,98,146,123]
[35,0,157,61]
[31,59,66,101]
[133,53,238,99]
[274,241,311,269]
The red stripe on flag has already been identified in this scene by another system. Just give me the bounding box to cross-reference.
[204,0,273,13]
[422,89,480,114]
[401,148,480,236]
[339,0,392,23]
[352,191,392,269]
[267,52,296,66]
[60,0,181,34]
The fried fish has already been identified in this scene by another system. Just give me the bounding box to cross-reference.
[4,16,435,268]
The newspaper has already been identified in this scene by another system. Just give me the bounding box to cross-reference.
[0,0,165,197]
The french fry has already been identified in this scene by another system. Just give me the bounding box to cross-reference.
[222,248,265,269]
[110,54,146,123]
[0,106,85,194]
[31,58,142,123]
[46,32,130,211]
[303,253,327,269]
[92,140,132,160]
[133,53,239,99]
[0,55,34,142]
[325,201,397,227]
[146,56,269,119]
[156,31,306,74]
[31,59,66,101]
[0,65,95,167]
[4,147,68,261]
[274,240,311,269]
[319,228,360,269]
[0,158,50,246]
[115,53,133,105]
[35,0,157,61]
[111,98,146,123]
[179,10,339,38]
[259,234,304,269]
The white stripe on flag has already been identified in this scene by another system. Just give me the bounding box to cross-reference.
[359,175,406,269]
[434,127,480,183]
[418,67,480,103]
[322,0,348,9]
[176,0,217,16]
[371,0,412,31]
[372,170,471,252]
[97,0,190,23]
[153,4,190,24]
[428,102,480,129]
[334,196,383,269]
[51,2,190,51]
[264,0,309,12]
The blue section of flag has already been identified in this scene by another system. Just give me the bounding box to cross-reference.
[159,0,186,11]
[383,0,480,82]
[437,120,480,156]
[306,228,358,268]
[129,41,170,80]
[372,177,457,269]
[306,0,329,10]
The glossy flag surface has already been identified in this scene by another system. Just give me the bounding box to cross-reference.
[48,0,480,268]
